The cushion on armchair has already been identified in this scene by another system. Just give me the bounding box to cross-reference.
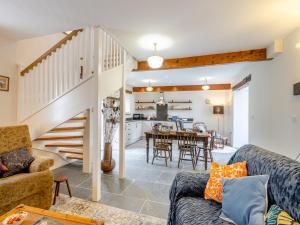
[0,161,8,177]
[29,157,54,173]
[1,148,34,178]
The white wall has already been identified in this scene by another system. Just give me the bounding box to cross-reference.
[16,32,65,67]
[134,90,232,140]
[0,36,17,126]
[233,86,249,148]
[233,27,300,160]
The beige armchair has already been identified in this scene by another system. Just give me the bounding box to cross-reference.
[0,125,54,215]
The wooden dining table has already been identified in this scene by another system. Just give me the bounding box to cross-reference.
[145,131,211,170]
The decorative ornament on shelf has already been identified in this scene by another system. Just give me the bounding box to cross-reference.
[101,93,120,173]
[202,78,210,91]
[147,43,164,69]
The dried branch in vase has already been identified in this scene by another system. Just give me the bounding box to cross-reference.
[102,95,120,144]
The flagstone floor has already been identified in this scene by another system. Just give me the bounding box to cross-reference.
[53,139,236,219]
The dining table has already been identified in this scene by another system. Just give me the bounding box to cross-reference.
[145,131,211,170]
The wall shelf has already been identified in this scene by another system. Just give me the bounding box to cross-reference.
[135,107,192,111]
[135,100,155,104]
[168,100,192,104]
[169,107,192,110]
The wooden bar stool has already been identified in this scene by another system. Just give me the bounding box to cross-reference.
[53,175,72,205]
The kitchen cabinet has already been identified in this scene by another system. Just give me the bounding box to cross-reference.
[125,121,142,146]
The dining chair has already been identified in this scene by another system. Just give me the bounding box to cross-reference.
[152,132,172,166]
[177,131,198,170]
[196,132,214,166]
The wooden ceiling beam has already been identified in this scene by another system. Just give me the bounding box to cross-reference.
[136,48,268,71]
[132,84,231,92]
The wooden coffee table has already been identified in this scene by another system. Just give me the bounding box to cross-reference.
[0,205,104,225]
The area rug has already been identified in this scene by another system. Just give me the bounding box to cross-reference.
[51,195,167,225]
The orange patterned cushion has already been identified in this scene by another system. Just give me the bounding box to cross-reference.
[204,161,247,203]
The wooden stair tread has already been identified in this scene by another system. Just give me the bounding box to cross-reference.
[69,117,87,121]
[36,135,83,141]
[45,143,83,147]
[67,155,83,160]
[59,149,83,155]
[51,126,84,132]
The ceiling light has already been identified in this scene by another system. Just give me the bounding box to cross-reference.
[147,43,164,69]
[146,86,154,92]
[296,43,300,48]
[146,81,153,92]
[202,78,210,91]
[147,55,164,69]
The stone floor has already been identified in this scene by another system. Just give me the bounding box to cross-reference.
[53,139,236,220]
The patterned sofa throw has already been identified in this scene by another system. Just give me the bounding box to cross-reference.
[0,148,34,178]
[220,175,269,225]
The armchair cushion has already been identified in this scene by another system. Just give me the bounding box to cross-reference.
[1,148,34,178]
[168,172,210,225]
[0,170,53,208]
[29,157,54,173]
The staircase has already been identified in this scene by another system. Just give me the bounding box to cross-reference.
[32,112,87,162]
[17,26,136,175]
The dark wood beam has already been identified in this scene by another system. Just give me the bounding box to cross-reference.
[136,48,268,71]
[232,75,251,90]
[132,84,231,92]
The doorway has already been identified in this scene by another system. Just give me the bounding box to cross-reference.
[233,86,249,148]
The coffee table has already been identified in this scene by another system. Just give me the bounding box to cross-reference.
[0,205,104,225]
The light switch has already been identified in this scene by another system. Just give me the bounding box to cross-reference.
[291,115,297,123]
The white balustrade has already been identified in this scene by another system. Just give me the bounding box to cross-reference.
[18,27,126,122]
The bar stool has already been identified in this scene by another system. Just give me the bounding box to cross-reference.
[53,175,72,205]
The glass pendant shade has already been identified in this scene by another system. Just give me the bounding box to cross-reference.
[146,86,154,92]
[202,78,210,91]
[147,55,164,69]
[202,85,210,91]
[147,43,164,69]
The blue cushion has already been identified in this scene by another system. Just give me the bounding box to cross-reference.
[220,175,269,225]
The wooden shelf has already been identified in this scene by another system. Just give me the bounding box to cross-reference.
[135,101,155,104]
[168,100,192,104]
[136,107,192,111]
[169,108,192,110]
[135,108,155,111]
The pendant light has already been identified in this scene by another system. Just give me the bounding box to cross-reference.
[157,92,166,105]
[146,81,153,92]
[202,78,210,91]
[147,43,164,69]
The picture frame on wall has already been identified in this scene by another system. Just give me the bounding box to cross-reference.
[0,75,9,91]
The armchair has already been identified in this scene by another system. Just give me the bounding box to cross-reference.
[0,125,54,215]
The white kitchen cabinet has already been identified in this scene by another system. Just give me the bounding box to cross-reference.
[125,121,143,146]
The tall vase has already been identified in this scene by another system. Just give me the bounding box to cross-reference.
[101,143,115,173]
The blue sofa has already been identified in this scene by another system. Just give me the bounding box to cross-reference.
[168,144,300,225]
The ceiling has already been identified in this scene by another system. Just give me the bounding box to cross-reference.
[1,0,300,61]
[127,62,249,86]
